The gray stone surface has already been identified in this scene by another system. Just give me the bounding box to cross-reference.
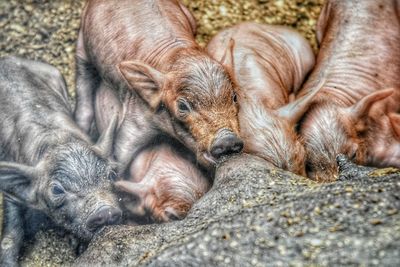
[75,154,400,266]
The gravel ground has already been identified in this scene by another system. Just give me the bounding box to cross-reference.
[0,0,331,266]
[0,0,83,97]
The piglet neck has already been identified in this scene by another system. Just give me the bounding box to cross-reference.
[303,97,343,119]
[166,47,206,71]
[29,115,92,164]
[150,41,200,72]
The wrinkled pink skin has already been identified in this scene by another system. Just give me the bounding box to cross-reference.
[117,144,210,223]
[207,22,315,175]
[298,0,400,181]
[95,84,210,223]
[365,109,400,168]
[74,0,241,168]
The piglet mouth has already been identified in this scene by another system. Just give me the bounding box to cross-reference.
[86,205,122,233]
[203,152,217,165]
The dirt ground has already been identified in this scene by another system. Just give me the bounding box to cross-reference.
[0,0,323,266]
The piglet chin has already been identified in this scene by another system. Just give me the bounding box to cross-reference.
[81,224,110,241]
[70,227,95,242]
[203,152,217,165]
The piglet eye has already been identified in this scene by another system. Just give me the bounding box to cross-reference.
[165,208,181,221]
[168,213,180,221]
[349,144,358,161]
[350,150,357,161]
[177,99,192,114]
[51,184,65,196]
[305,162,313,174]
[232,92,238,103]
[109,171,117,181]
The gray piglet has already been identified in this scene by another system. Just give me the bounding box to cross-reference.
[0,56,121,267]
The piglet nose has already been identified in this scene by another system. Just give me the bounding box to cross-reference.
[210,130,243,159]
[86,205,122,232]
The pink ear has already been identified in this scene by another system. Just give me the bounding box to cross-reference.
[114,180,148,199]
[178,2,197,35]
[389,113,400,139]
[316,1,332,44]
[349,89,394,119]
[218,38,235,72]
[118,61,165,109]
[277,77,325,125]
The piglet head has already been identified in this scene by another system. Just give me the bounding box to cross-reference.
[118,49,243,165]
[0,118,121,241]
[115,180,194,222]
[301,89,395,181]
[115,145,210,223]
[240,77,323,176]
[240,105,306,176]
[0,145,121,241]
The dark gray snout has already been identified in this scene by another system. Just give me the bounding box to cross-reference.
[86,205,122,232]
[210,129,243,159]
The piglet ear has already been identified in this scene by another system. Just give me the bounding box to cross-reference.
[93,113,118,158]
[178,1,197,35]
[349,89,394,119]
[114,180,148,199]
[118,61,165,110]
[316,1,332,44]
[0,162,38,205]
[389,113,400,139]
[277,77,325,125]
[218,38,235,72]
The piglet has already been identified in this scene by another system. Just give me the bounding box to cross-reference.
[0,56,121,267]
[297,0,400,181]
[95,84,210,223]
[206,22,315,175]
[115,143,210,223]
[74,0,243,168]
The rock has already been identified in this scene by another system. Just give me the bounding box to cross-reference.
[74,154,400,266]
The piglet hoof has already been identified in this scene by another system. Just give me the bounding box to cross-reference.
[76,242,88,256]
[336,154,375,181]
[68,236,88,256]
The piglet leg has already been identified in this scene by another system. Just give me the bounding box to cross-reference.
[94,82,122,134]
[74,30,100,133]
[0,198,24,267]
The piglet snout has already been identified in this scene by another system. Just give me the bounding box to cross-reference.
[86,205,122,232]
[210,129,243,159]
